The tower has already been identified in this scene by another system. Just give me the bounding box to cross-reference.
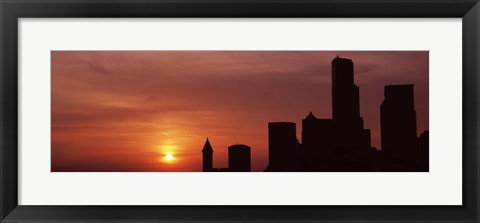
[228,144,251,172]
[202,138,214,172]
[332,56,361,126]
[381,85,417,166]
[331,56,370,149]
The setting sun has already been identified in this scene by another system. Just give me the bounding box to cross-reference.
[165,154,174,161]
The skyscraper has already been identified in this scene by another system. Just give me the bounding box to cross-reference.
[381,84,417,167]
[332,56,360,126]
[331,56,370,149]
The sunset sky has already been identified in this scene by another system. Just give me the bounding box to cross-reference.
[51,51,429,172]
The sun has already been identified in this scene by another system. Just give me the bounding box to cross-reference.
[165,154,174,161]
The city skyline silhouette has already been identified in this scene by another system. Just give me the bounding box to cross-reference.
[203,56,427,172]
[51,51,428,172]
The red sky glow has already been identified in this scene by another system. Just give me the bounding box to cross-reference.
[51,51,429,172]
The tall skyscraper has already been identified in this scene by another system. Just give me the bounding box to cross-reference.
[381,84,417,165]
[228,144,251,172]
[266,122,299,171]
[332,56,361,126]
[331,56,370,149]
[202,138,214,172]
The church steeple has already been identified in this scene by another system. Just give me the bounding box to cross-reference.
[202,137,213,153]
[202,137,213,171]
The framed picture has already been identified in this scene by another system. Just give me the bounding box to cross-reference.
[1,0,478,222]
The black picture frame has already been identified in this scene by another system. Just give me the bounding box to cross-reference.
[1,0,479,222]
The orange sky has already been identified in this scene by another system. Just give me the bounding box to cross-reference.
[51,51,429,172]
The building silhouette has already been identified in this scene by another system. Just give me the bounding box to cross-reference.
[331,56,372,150]
[417,130,429,171]
[380,84,418,170]
[265,122,300,171]
[301,113,335,170]
[228,144,251,172]
[201,138,252,172]
[202,138,214,172]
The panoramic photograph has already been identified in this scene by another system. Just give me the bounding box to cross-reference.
[51,51,429,172]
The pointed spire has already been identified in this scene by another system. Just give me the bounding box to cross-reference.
[305,111,317,121]
[202,137,213,152]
